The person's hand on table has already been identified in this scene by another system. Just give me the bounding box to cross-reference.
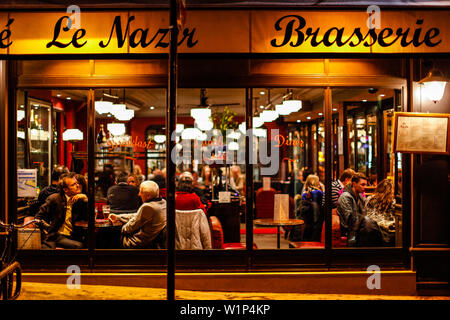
[108,213,118,223]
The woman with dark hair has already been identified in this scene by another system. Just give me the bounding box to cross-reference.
[365,179,396,246]
[175,176,206,214]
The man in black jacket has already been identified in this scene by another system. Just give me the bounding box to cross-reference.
[107,171,142,213]
[36,172,88,249]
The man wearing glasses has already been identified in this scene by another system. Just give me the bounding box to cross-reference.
[36,172,88,249]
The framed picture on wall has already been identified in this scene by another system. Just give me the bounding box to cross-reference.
[393,112,450,155]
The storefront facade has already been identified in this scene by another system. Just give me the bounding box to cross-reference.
[0,2,449,295]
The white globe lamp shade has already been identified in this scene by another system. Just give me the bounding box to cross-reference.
[190,108,211,120]
[228,141,240,151]
[154,134,166,144]
[275,104,291,116]
[253,128,267,138]
[95,101,113,115]
[423,81,447,102]
[114,109,134,121]
[253,116,264,128]
[260,110,278,122]
[63,129,83,141]
[176,124,185,133]
[107,123,126,136]
[283,100,302,113]
[195,119,214,131]
[239,122,246,134]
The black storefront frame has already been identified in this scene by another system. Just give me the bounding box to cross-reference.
[8,59,412,272]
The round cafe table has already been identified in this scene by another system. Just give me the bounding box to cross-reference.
[74,219,123,249]
[253,219,304,249]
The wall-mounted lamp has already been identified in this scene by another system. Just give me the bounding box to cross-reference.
[419,69,447,103]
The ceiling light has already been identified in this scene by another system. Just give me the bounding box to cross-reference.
[362,99,367,102]
[228,141,240,151]
[190,108,211,120]
[66,97,71,100]
[253,116,264,128]
[275,104,291,116]
[154,134,166,144]
[297,120,301,123]
[150,106,155,110]
[283,100,302,113]
[107,123,126,136]
[260,110,279,122]
[110,103,126,117]
[56,94,61,97]
[318,112,323,116]
[114,109,134,121]
[379,94,385,97]
[259,105,264,109]
[253,128,267,138]
[260,91,265,95]
[95,101,113,114]
[227,131,241,140]
[62,129,83,141]
[195,119,214,131]
[332,108,337,111]
[307,116,311,120]
[419,69,448,103]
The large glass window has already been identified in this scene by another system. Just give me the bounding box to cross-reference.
[17,89,88,251]
[332,88,402,249]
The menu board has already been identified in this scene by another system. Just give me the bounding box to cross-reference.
[394,113,450,154]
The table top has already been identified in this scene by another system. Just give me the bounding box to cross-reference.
[74,219,123,228]
[254,218,304,227]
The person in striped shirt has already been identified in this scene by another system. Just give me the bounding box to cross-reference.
[331,168,355,208]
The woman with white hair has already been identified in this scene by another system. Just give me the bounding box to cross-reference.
[108,180,167,249]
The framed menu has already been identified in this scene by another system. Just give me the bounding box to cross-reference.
[393,112,450,155]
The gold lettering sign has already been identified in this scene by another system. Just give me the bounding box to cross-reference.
[0,10,449,55]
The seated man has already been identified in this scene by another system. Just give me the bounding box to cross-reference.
[108,180,166,249]
[36,172,88,249]
[107,171,142,213]
[230,165,245,196]
[337,172,367,246]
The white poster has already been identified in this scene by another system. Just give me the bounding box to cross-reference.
[18,169,38,198]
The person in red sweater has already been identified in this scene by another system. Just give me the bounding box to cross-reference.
[175,173,207,215]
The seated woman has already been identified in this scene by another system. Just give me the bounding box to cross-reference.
[175,174,207,215]
[297,174,324,241]
[198,165,212,190]
[364,179,396,246]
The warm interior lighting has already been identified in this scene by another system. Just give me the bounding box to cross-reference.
[63,129,83,141]
[275,104,291,116]
[239,122,246,134]
[195,119,214,131]
[228,141,240,151]
[253,128,267,138]
[176,124,185,133]
[190,108,211,120]
[95,101,113,114]
[154,134,166,144]
[253,116,264,128]
[114,109,135,121]
[227,131,241,140]
[283,100,302,113]
[107,123,126,136]
[420,69,447,103]
[260,110,278,122]
[17,110,25,122]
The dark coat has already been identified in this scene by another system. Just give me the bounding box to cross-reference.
[107,183,142,213]
[36,192,88,241]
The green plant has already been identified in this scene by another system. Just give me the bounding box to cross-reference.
[211,107,239,136]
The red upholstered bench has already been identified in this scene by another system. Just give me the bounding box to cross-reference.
[209,216,257,250]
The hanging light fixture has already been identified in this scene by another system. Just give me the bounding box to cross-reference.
[63,129,83,141]
[110,103,126,117]
[95,100,113,115]
[419,69,447,103]
[195,119,214,131]
[275,103,291,116]
[107,123,126,136]
[252,116,264,128]
[154,134,166,144]
[190,108,211,120]
[114,109,135,121]
[176,124,185,133]
[260,110,278,122]
[283,100,302,113]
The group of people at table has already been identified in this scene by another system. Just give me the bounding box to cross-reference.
[292,167,397,247]
[31,164,246,249]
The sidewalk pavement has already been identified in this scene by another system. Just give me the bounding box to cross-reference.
[18,282,450,300]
